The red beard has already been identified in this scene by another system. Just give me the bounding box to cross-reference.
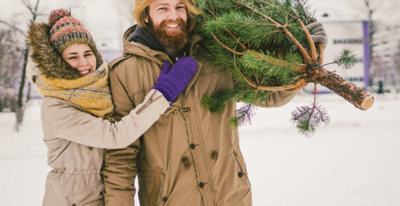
[150,18,188,50]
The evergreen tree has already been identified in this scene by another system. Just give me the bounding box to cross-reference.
[194,0,374,135]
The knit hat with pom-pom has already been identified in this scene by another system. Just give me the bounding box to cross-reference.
[48,9,96,53]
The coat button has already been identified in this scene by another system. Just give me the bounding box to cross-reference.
[162,196,168,202]
[211,151,218,160]
[238,172,244,178]
[182,156,191,168]
[199,182,205,188]
[190,143,196,149]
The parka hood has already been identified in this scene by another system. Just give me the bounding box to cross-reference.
[27,22,103,80]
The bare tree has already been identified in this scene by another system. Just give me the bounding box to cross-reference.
[392,37,400,91]
[114,0,135,24]
[18,0,41,106]
[349,0,400,87]
[0,0,42,131]
[0,30,24,87]
[0,28,26,131]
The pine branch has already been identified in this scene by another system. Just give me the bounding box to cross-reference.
[248,50,298,70]
[231,103,257,126]
[291,102,330,136]
[236,1,313,64]
[318,43,324,64]
[321,50,357,69]
[225,29,247,50]
[335,49,357,70]
[297,19,318,62]
[211,32,244,55]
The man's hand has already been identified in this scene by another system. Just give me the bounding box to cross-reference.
[153,57,198,104]
[306,22,327,47]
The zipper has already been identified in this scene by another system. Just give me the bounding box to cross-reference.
[136,90,162,115]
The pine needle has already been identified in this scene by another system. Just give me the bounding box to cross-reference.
[335,49,357,70]
[291,103,330,136]
[230,103,257,127]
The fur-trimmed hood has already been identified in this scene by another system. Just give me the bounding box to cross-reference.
[27,22,103,80]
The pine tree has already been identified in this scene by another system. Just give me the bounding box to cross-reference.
[194,0,374,135]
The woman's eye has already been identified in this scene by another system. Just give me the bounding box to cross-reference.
[85,53,93,57]
[158,7,167,11]
[177,6,185,10]
[68,56,77,60]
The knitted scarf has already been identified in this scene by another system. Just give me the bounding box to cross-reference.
[35,63,113,118]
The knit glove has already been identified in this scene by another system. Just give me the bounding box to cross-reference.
[153,57,198,104]
[306,22,327,46]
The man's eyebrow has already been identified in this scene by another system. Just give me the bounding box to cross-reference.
[154,3,169,7]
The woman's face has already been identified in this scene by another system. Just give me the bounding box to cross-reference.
[61,43,96,77]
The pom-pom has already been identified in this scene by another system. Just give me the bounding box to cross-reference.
[48,9,71,26]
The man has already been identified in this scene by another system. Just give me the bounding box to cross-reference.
[103,0,326,205]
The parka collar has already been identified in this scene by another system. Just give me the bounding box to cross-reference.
[122,25,202,65]
[128,26,166,55]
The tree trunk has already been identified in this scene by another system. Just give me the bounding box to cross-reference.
[306,66,374,110]
[26,82,31,103]
[17,46,29,107]
[17,0,40,107]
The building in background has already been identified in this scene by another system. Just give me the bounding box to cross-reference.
[305,6,400,94]
[305,11,371,94]
[370,25,400,93]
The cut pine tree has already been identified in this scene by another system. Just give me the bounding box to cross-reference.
[194,0,374,134]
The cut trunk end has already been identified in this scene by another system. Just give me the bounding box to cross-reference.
[360,95,374,110]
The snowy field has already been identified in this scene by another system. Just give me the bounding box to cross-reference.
[0,93,399,206]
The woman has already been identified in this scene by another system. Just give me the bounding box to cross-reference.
[27,9,197,206]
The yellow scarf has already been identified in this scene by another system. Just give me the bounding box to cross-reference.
[35,63,113,118]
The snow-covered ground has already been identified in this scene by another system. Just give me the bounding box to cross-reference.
[1,93,399,206]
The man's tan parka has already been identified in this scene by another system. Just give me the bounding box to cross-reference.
[104,26,298,206]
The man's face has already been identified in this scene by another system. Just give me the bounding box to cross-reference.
[147,0,189,50]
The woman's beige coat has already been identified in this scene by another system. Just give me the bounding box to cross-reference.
[103,26,299,206]
[38,90,168,206]
[27,22,170,206]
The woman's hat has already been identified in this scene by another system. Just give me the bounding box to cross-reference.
[48,9,96,53]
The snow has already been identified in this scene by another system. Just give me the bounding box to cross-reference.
[1,93,399,205]
[240,93,400,206]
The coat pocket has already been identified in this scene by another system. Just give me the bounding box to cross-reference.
[139,166,165,206]
[232,143,250,184]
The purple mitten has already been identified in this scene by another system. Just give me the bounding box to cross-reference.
[153,57,198,104]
